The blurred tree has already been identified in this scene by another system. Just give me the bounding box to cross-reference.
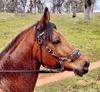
[70,0,78,18]
[0,0,95,20]
[63,0,80,17]
[52,0,64,13]
[7,0,15,12]
[7,0,25,13]
[1,0,8,12]
[83,0,95,20]
[63,0,95,20]
[0,0,3,12]
[20,0,27,9]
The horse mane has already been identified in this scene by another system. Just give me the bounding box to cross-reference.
[35,22,57,45]
[45,22,57,42]
[0,25,33,59]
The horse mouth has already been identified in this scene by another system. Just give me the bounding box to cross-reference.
[74,69,89,77]
[74,70,83,77]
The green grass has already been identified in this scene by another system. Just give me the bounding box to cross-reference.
[0,13,42,51]
[0,13,100,62]
[35,68,100,92]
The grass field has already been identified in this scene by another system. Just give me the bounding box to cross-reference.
[0,13,100,62]
[35,68,100,92]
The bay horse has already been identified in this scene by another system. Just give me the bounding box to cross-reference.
[0,7,89,92]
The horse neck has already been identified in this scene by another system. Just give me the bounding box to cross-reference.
[0,26,41,92]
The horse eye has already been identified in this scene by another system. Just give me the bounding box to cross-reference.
[52,40,60,44]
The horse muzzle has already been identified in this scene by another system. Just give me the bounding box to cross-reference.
[74,61,90,77]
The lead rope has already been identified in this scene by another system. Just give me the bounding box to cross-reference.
[0,70,60,74]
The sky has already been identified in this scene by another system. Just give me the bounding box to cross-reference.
[93,0,100,12]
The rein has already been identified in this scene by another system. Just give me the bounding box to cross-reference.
[0,70,60,74]
[0,22,81,74]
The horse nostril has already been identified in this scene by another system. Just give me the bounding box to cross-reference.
[84,61,90,67]
[83,61,90,70]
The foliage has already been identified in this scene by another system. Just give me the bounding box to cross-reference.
[7,0,15,12]
[0,0,86,13]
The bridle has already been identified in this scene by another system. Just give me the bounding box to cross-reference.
[0,22,81,74]
[35,22,81,72]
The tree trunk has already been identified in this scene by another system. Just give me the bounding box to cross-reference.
[2,0,7,12]
[84,6,91,20]
[25,0,31,13]
[71,1,77,18]
[83,0,94,20]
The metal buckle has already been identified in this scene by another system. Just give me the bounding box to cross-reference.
[57,58,67,72]
[38,36,43,45]
[57,62,64,72]
[71,50,81,62]
[37,32,44,45]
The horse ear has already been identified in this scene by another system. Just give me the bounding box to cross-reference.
[37,7,50,31]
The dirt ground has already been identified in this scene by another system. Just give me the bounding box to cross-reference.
[36,61,100,87]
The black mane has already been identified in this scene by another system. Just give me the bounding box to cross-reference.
[35,22,57,45]
[45,22,57,42]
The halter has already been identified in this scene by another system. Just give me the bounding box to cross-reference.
[35,22,81,72]
[0,22,81,74]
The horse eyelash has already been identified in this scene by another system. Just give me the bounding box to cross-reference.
[52,40,60,44]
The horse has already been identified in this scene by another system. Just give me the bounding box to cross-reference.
[0,7,90,92]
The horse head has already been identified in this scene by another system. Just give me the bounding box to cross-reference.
[33,7,90,76]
